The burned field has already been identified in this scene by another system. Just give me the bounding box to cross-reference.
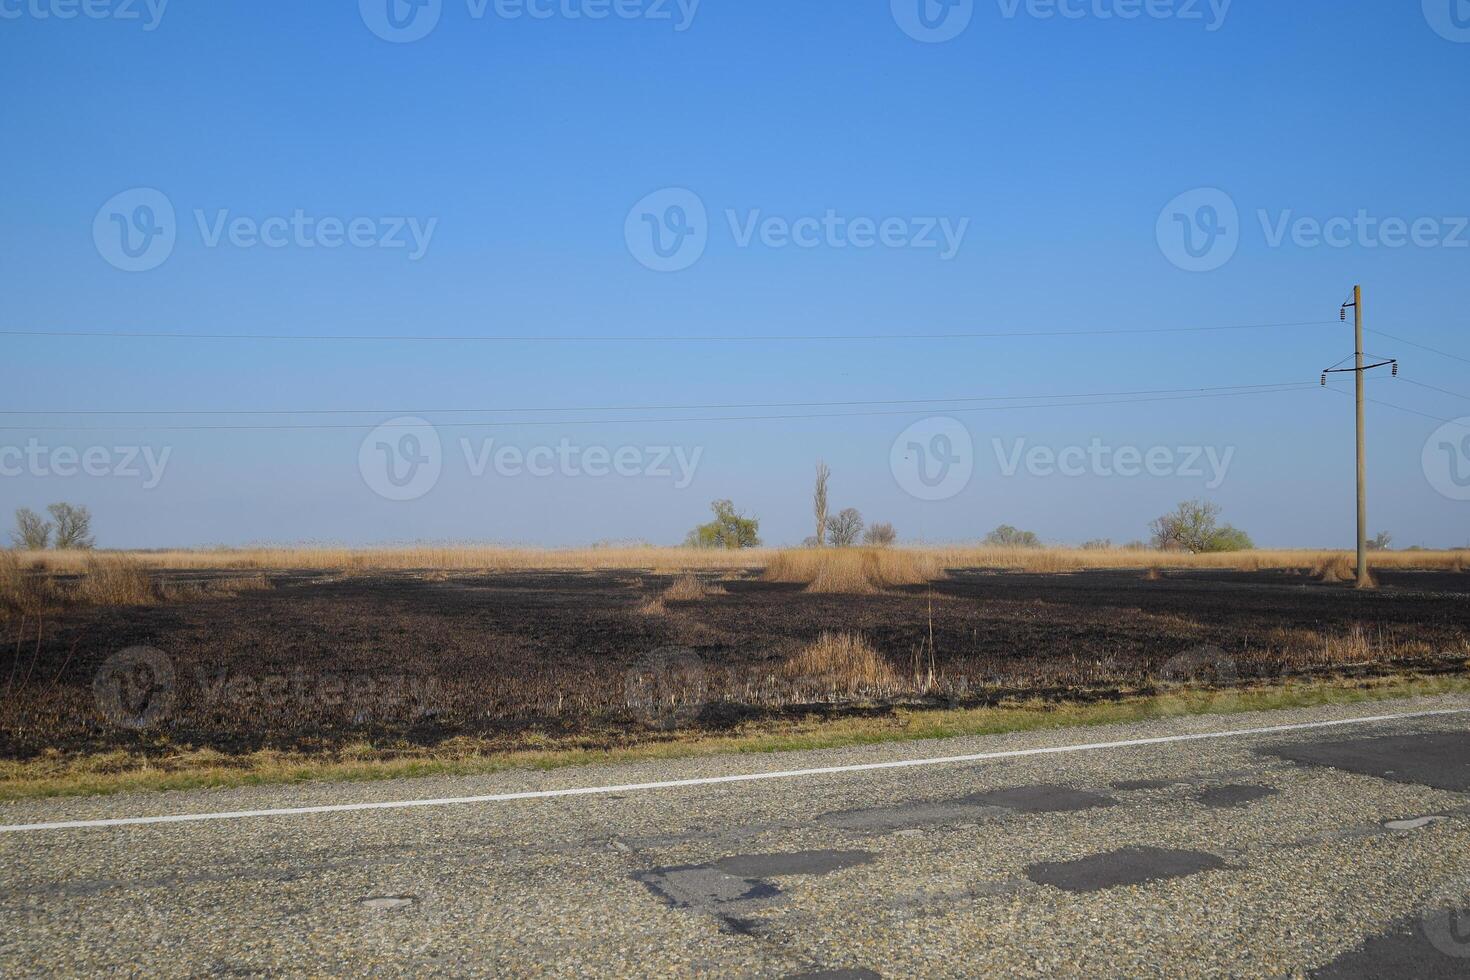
[2,558,1468,766]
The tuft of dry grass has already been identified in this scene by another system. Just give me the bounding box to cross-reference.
[73,556,159,606]
[636,596,667,616]
[764,548,938,594]
[0,551,56,618]
[1143,566,1163,582]
[782,631,900,695]
[661,573,724,602]
[1314,555,1378,588]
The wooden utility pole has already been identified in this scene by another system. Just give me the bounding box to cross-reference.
[1353,284,1368,588]
[1323,286,1396,590]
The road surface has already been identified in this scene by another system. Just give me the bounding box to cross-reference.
[3,695,1469,977]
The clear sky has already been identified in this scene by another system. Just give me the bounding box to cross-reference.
[2,0,1468,549]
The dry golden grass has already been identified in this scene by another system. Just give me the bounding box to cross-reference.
[782,631,900,695]
[764,548,939,593]
[1,554,274,616]
[661,573,725,602]
[73,556,159,606]
[0,551,53,618]
[9,544,1468,577]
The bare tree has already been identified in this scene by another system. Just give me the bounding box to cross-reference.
[863,522,897,547]
[1368,531,1392,551]
[812,461,830,548]
[12,508,52,550]
[826,508,864,547]
[48,503,94,550]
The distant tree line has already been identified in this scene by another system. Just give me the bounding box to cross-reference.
[10,504,94,550]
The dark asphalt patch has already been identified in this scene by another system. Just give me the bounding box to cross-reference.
[959,784,1117,812]
[637,850,875,912]
[1196,785,1279,808]
[712,850,875,878]
[1263,731,1470,792]
[635,865,781,910]
[819,784,1113,831]
[1111,779,1175,791]
[1025,847,1227,893]
[1310,913,1470,979]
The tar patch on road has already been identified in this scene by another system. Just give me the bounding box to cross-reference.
[959,785,1116,813]
[635,865,782,910]
[820,784,1115,832]
[1310,913,1470,979]
[1262,731,1470,792]
[1111,779,1176,791]
[711,850,875,878]
[1195,784,1278,808]
[635,849,876,922]
[1025,847,1227,893]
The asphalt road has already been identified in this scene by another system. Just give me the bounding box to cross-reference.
[3,695,1470,978]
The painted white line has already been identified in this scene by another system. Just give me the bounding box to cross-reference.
[2,707,1466,834]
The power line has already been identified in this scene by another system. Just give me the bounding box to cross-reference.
[0,381,1317,417]
[1398,378,1470,403]
[0,384,1318,433]
[0,320,1337,345]
[1367,328,1470,366]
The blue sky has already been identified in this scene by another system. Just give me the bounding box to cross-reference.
[2,0,1468,548]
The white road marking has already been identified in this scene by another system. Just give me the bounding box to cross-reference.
[2,707,1466,834]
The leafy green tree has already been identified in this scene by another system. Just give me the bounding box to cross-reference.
[1149,499,1253,553]
[685,500,761,549]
